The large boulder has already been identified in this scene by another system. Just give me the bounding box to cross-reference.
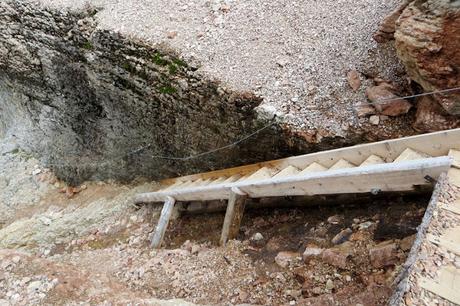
[394,0,460,115]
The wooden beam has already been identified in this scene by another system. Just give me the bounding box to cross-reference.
[134,156,452,203]
[160,128,460,186]
[151,196,176,248]
[220,188,248,246]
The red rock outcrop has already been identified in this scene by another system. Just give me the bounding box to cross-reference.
[413,96,460,132]
[394,0,460,115]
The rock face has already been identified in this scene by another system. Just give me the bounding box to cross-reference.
[413,96,460,132]
[394,0,460,115]
[0,1,291,184]
[0,0,413,184]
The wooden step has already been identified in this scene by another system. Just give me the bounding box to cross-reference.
[208,177,228,185]
[421,266,460,305]
[360,154,385,167]
[299,162,327,174]
[427,227,460,255]
[223,174,242,184]
[329,159,355,170]
[187,179,205,187]
[173,180,193,189]
[449,149,460,168]
[272,165,300,178]
[393,148,430,163]
[163,180,187,191]
[243,167,278,181]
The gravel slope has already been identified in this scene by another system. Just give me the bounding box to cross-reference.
[36,0,406,136]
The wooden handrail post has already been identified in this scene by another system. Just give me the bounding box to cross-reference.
[151,196,176,248]
[220,187,248,246]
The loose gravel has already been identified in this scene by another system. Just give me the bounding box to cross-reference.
[35,0,406,137]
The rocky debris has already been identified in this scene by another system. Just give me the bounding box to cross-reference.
[331,228,353,245]
[369,241,398,268]
[394,0,460,115]
[413,96,460,132]
[321,243,353,269]
[251,232,264,241]
[369,115,380,125]
[327,215,343,225]
[302,246,324,264]
[356,104,377,117]
[366,83,412,116]
[0,140,429,304]
[399,235,416,252]
[275,251,300,268]
[373,0,411,43]
[347,70,362,92]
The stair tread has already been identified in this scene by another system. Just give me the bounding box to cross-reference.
[273,165,300,178]
[421,266,460,304]
[163,181,185,191]
[394,148,431,163]
[244,167,277,181]
[329,159,355,170]
[360,154,385,167]
[208,177,228,185]
[223,174,242,184]
[299,162,328,174]
[449,149,460,168]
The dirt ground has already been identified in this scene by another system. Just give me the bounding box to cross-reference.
[0,170,429,305]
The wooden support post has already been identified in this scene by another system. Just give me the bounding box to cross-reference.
[151,196,176,248]
[220,187,248,246]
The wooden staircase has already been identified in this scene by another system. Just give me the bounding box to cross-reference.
[134,129,460,248]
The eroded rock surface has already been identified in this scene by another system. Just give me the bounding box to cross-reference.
[395,0,460,114]
[0,0,415,184]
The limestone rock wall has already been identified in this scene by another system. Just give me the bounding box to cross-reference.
[0,1,301,184]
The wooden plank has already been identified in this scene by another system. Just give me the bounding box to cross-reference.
[449,149,460,168]
[393,148,430,162]
[329,159,355,170]
[242,167,278,181]
[427,227,460,255]
[238,158,450,198]
[160,129,460,186]
[151,196,176,248]
[421,266,460,304]
[360,154,385,166]
[272,165,300,178]
[300,162,328,174]
[220,188,248,246]
[448,168,460,188]
[442,204,460,215]
[133,156,452,203]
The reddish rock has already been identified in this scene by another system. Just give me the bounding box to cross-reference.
[395,0,460,114]
[373,1,411,43]
[331,228,353,245]
[321,242,353,269]
[413,96,460,132]
[356,103,376,117]
[366,83,412,116]
[302,246,324,264]
[399,234,416,252]
[275,251,300,268]
[369,241,398,268]
[347,70,361,91]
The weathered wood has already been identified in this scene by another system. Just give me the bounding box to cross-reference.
[151,196,176,248]
[220,188,248,246]
[421,266,460,304]
[161,128,460,186]
[133,157,452,203]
